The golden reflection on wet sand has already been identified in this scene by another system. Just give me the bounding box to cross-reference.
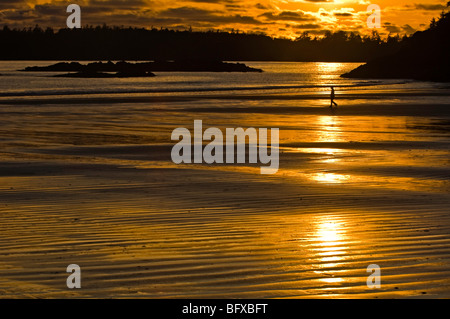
[310,172,351,183]
[311,217,349,284]
[1,83,450,298]
[316,116,342,142]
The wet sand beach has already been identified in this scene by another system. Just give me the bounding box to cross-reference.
[1,62,450,298]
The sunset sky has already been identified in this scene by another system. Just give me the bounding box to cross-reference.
[0,0,448,38]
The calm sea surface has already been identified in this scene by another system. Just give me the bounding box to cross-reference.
[0,61,447,99]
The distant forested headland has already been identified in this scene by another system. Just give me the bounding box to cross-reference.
[0,25,407,62]
[343,3,450,82]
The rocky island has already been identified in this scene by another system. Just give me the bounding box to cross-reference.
[22,60,263,78]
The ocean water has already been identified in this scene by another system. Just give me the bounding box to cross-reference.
[1,61,450,298]
[0,61,448,100]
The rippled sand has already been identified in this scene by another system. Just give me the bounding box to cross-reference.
[1,92,450,298]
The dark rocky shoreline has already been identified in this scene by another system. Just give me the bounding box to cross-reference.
[342,6,450,82]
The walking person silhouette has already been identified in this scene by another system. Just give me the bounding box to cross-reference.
[330,86,338,107]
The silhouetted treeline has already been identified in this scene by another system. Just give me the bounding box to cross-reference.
[343,3,450,81]
[0,25,407,62]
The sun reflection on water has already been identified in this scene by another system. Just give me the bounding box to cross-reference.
[316,62,345,73]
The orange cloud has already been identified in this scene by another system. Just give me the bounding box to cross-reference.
[0,0,447,38]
